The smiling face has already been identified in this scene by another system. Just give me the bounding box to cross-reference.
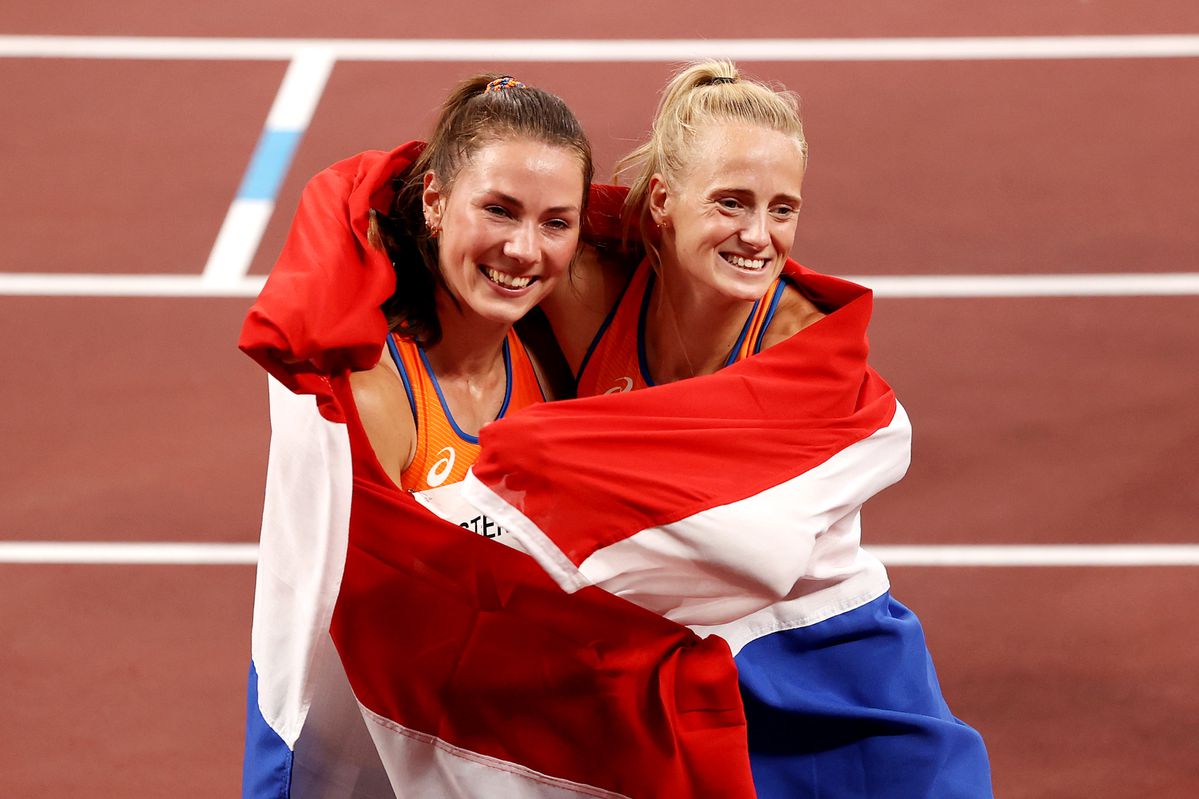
[423,137,585,329]
[651,122,806,303]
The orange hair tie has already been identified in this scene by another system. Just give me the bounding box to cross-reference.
[484,76,527,93]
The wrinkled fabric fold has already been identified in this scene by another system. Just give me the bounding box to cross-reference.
[464,263,993,797]
[240,146,756,798]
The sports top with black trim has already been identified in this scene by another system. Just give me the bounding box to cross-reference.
[575,259,792,397]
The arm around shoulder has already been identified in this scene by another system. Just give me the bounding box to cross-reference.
[540,243,635,375]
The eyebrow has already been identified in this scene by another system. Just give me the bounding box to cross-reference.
[487,191,580,215]
[712,187,802,205]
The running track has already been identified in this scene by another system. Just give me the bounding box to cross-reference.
[2,3,1198,796]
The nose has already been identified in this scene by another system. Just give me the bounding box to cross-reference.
[739,210,770,250]
[503,221,538,264]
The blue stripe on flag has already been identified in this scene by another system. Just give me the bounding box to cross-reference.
[243,661,294,799]
[735,593,993,798]
[237,129,302,201]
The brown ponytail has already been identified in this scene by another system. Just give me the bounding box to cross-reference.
[373,74,593,347]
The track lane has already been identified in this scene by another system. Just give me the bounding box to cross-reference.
[0,58,283,276]
[3,1,1199,38]
[0,564,252,798]
[2,17,1198,798]
[0,296,268,542]
[889,566,1199,798]
[868,295,1199,545]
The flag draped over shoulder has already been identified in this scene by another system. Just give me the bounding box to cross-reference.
[238,145,756,799]
[468,261,900,635]
[462,264,994,797]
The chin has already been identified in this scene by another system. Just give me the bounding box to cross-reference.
[473,296,536,326]
[717,273,774,302]
[724,288,769,304]
[476,307,526,328]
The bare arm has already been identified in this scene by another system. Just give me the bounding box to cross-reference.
[540,243,635,375]
[348,348,416,489]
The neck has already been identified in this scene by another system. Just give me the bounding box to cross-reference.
[423,291,510,379]
[644,268,756,384]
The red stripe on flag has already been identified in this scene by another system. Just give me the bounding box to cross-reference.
[472,264,896,566]
[329,374,757,798]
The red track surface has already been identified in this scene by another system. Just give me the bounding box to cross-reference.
[2,5,1198,797]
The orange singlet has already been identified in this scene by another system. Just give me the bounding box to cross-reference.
[386,330,546,491]
[575,259,791,397]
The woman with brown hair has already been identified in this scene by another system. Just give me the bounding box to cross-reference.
[241,73,601,798]
[352,74,592,495]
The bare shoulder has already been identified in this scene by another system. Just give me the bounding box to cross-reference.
[348,346,416,488]
[759,282,827,350]
[540,242,635,375]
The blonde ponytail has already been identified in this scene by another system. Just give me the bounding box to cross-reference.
[616,60,807,269]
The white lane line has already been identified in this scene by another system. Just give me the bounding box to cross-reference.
[266,46,336,131]
[2,35,1199,62]
[0,542,259,565]
[201,48,334,288]
[2,542,1197,566]
[200,200,276,288]
[3,272,1199,299]
[869,545,1199,567]
[0,274,266,297]
[848,272,1199,298]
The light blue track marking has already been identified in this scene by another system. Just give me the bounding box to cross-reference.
[236,128,302,201]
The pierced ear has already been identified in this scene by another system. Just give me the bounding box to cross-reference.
[422,171,444,230]
[647,174,671,227]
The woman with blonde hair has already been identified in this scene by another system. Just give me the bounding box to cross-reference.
[544,60,822,390]
[475,60,997,797]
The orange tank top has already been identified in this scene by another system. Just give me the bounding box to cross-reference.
[575,259,791,397]
[387,329,546,491]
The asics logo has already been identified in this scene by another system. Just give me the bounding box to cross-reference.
[605,376,634,394]
[427,446,456,487]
